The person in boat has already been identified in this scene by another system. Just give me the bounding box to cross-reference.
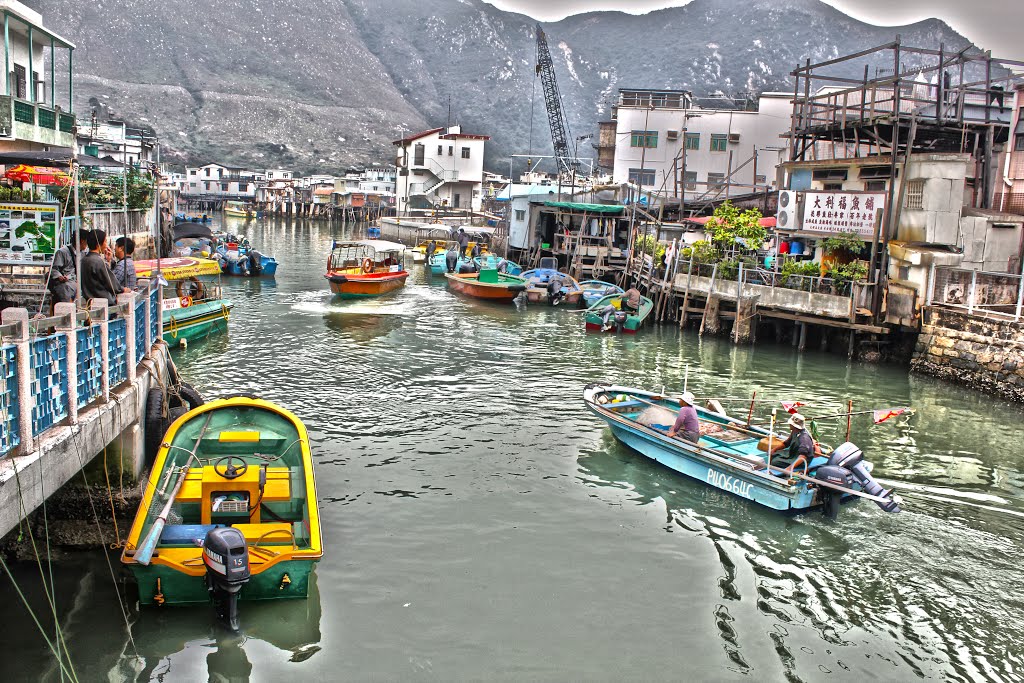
[457,229,469,256]
[600,287,641,331]
[445,248,459,273]
[770,412,815,475]
[666,391,700,444]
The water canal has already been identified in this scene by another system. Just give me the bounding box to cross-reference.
[2,217,1023,682]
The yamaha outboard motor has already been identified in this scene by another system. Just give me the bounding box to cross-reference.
[445,249,458,273]
[203,527,250,630]
[547,277,564,306]
[426,241,436,260]
[815,442,901,519]
[248,251,263,276]
[614,311,628,332]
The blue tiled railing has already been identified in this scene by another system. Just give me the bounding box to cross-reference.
[108,318,128,387]
[134,297,147,362]
[0,345,18,456]
[75,325,103,407]
[149,289,159,344]
[30,335,68,436]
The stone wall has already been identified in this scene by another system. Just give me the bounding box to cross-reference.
[911,307,1024,401]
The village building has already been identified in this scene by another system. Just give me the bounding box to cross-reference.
[597,89,791,212]
[183,162,261,199]
[0,0,75,154]
[393,125,489,214]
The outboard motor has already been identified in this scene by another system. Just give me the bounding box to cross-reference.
[614,311,628,332]
[203,527,250,630]
[425,241,437,260]
[247,251,263,276]
[815,442,901,519]
[445,249,459,273]
[547,278,564,306]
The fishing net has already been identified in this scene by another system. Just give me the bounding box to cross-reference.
[635,406,677,428]
[147,467,185,525]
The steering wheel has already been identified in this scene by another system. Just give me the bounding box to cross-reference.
[214,456,248,480]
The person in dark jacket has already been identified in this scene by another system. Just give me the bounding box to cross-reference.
[445,248,459,273]
[111,236,137,292]
[80,230,120,306]
[770,412,815,475]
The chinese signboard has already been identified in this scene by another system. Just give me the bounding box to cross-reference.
[0,202,61,263]
[800,191,885,237]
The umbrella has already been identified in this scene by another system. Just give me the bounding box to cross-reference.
[172,221,213,240]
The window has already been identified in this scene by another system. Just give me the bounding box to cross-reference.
[707,172,725,190]
[13,64,25,99]
[813,169,848,181]
[221,183,229,192]
[710,134,728,152]
[205,168,210,176]
[684,132,700,150]
[684,171,697,190]
[865,180,886,192]
[240,183,249,193]
[905,180,925,210]
[823,183,843,191]
[448,146,454,156]
[413,144,425,166]
[755,174,767,185]
[462,147,471,159]
[630,130,658,148]
[515,209,526,221]
[1015,134,1024,152]
[189,169,196,175]
[628,168,656,186]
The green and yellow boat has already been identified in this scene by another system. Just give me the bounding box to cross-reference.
[121,396,322,630]
[135,257,233,348]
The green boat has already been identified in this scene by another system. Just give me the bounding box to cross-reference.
[584,292,654,334]
[121,396,322,630]
[135,257,233,347]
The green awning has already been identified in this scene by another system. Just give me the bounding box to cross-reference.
[543,201,625,214]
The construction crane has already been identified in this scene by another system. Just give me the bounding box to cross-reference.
[535,24,578,175]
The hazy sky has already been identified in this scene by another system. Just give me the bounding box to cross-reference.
[484,0,1023,60]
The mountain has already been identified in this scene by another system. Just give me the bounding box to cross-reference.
[28,0,979,173]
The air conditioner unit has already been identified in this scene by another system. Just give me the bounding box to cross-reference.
[776,190,800,231]
[728,132,741,143]
[666,130,679,141]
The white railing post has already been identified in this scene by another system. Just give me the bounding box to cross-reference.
[119,292,137,382]
[968,270,977,315]
[1015,272,1024,323]
[1,308,35,448]
[90,299,110,403]
[54,303,78,425]
[926,263,937,306]
[142,279,153,357]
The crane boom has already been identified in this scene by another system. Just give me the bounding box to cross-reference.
[535,24,578,175]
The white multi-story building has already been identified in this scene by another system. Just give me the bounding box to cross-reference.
[359,166,396,194]
[604,89,791,204]
[393,125,488,213]
[183,162,260,198]
[265,169,293,181]
[77,119,156,168]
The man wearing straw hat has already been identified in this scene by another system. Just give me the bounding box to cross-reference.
[667,391,700,444]
[770,412,815,475]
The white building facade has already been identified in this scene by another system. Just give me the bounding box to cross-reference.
[184,163,260,198]
[609,89,791,204]
[393,125,488,214]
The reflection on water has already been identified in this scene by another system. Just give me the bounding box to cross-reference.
[1,216,1022,682]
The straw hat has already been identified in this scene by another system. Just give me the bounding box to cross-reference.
[679,391,696,406]
[787,413,805,429]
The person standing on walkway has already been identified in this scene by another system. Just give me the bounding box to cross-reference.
[111,236,137,292]
[80,230,120,306]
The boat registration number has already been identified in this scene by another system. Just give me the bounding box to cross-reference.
[707,470,753,499]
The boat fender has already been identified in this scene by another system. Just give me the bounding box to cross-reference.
[175,277,205,301]
[176,382,205,410]
[144,388,166,464]
[361,258,374,274]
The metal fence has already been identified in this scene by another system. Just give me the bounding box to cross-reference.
[0,278,162,457]
[927,266,1024,321]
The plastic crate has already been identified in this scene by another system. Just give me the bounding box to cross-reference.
[0,345,19,455]
[135,297,147,361]
[76,325,102,407]
[108,318,128,387]
[30,335,68,436]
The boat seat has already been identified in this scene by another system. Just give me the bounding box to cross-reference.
[160,524,222,546]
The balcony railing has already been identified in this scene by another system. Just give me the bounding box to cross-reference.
[0,95,75,143]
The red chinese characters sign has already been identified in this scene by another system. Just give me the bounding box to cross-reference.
[800,191,885,237]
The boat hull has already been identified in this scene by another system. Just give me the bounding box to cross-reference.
[526,288,582,305]
[129,557,316,606]
[164,299,232,346]
[445,272,526,303]
[222,255,278,277]
[584,293,653,333]
[326,271,409,297]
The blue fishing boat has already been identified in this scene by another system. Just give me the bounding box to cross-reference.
[428,242,469,275]
[521,258,582,305]
[473,254,523,276]
[583,384,902,518]
[216,241,279,277]
[578,280,624,308]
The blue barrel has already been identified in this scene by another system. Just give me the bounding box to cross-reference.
[789,240,804,256]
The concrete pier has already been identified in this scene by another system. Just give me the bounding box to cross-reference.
[0,280,169,540]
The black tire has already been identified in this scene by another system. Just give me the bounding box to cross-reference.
[177,382,205,410]
[144,388,165,465]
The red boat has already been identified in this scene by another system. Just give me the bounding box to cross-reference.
[325,240,409,298]
[445,270,527,303]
